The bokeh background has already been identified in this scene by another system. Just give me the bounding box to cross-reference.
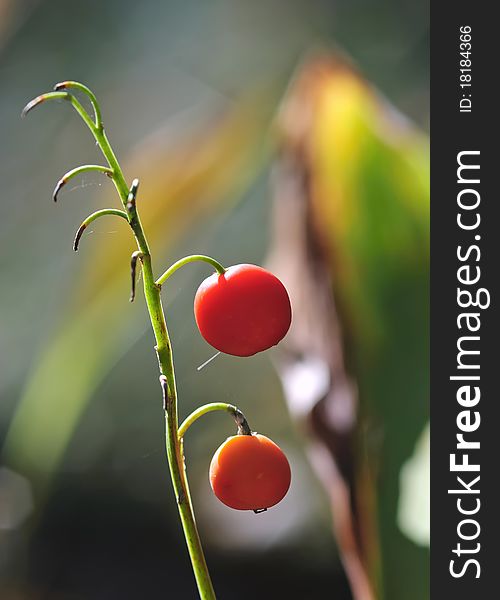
[0,1,429,599]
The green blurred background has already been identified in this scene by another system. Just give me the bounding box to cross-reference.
[0,1,429,598]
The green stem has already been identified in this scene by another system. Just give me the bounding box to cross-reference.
[86,104,216,599]
[156,255,226,287]
[179,403,252,440]
[24,84,218,598]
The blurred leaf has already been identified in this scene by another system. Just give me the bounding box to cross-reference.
[270,54,429,600]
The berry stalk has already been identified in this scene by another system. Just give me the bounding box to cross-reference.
[178,402,252,440]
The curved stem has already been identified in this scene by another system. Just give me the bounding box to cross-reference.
[73,208,129,251]
[21,91,70,117]
[66,93,100,136]
[78,97,216,599]
[156,255,226,287]
[179,403,252,440]
[41,90,99,136]
[53,164,112,202]
[54,81,103,128]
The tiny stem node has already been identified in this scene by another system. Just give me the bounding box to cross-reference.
[130,251,144,302]
[127,178,140,206]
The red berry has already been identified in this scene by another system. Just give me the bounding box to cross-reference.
[193,264,292,357]
[209,433,291,511]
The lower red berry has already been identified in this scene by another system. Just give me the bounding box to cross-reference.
[209,433,291,511]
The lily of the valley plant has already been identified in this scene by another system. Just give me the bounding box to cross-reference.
[23,81,292,599]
